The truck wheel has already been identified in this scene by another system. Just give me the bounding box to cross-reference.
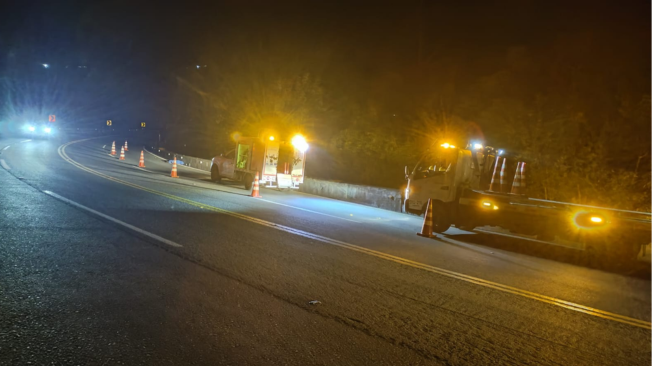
[432,202,452,233]
[243,174,253,190]
[210,166,221,183]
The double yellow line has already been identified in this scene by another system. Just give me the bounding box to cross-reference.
[58,138,652,330]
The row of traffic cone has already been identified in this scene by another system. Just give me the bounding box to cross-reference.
[110,141,264,198]
[112,140,145,167]
[488,157,526,195]
[110,140,129,155]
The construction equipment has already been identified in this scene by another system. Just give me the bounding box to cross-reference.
[124,140,128,151]
[210,134,308,190]
[111,141,116,155]
[119,146,125,160]
[139,150,145,168]
[403,142,651,263]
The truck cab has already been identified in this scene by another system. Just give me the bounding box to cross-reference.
[405,144,495,215]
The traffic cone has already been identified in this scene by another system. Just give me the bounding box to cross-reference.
[489,156,502,192]
[119,146,125,160]
[138,150,145,168]
[124,140,128,151]
[499,158,508,192]
[171,156,178,178]
[417,199,434,238]
[519,162,526,195]
[111,141,116,155]
[251,172,261,198]
[510,162,522,194]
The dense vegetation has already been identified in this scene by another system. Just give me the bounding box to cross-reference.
[166,4,650,211]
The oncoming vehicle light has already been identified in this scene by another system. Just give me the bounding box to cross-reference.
[28,125,36,132]
[482,201,492,207]
[44,127,52,133]
[590,216,603,223]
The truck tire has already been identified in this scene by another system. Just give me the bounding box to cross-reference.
[243,174,253,190]
[432,201,452,233]
[210,166,221,183]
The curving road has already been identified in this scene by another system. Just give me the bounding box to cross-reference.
[1,133,650,365]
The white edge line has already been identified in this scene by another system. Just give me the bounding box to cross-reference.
[0,159,10,170]
[258,198,361,223]
[2,145,10,151]
[43,190,183,248]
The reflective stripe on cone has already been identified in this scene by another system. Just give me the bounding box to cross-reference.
[417,198,434,238]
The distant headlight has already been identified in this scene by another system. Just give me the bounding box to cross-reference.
[44,127,52,133]
[28,125,36,132]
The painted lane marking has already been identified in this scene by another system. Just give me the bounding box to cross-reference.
[2,145,10,151]
[20,139,31,143]
[43,190,183,248]
[58,138,652,330]
[0,159,10,170]
[258,198,361,223]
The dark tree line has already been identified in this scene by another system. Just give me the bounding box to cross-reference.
[165,4,649,211]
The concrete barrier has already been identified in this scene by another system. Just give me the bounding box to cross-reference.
[147,146,402,212]
[299,177,402,212]
[147,146,212,172]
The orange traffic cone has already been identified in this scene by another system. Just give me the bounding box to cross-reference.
[138,150,145,168]
[499,158,508,193]
[417,198,434,238]
[251,172,261,198]
[111,141,116,155]
[510,162,522,194]
[124,140,128,151]
[119,146,125,160]
[489,156,502,192]
[171,156,178,178]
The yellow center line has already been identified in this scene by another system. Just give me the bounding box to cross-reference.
[58,138,652,330]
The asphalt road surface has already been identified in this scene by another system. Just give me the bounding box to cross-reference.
[1,133,650,365]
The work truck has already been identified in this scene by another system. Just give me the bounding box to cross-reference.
[210,134,309,190]
[404,142,651,262]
